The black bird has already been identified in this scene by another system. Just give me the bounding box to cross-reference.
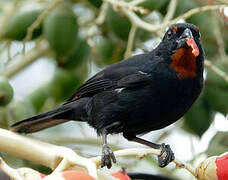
[10,23,204,169]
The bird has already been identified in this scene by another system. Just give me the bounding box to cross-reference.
[10,23,204,169]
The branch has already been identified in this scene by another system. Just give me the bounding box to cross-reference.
[112,4,227,33]
[95,2,109,25]
[162,0,177,24]
[91,148,196,177]
[166,4,227,27]
[0,40,51,78]
[104,0,149,14]
[124,25,137,58]
[0,128,97,178]
[129,0,147,6]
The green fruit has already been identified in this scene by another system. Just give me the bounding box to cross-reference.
[4,9,42,41]
[58,38,91,69]
[107,6,131,40]
[183,96,214,137]
[94,36,114,66]
[0,77,14,106]
[27,84,51,113]
[51,68,82,102]
[87,0,102,8]
[43,3,78,57]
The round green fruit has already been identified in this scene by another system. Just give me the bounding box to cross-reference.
[51,68,82,102]
[27,84,51,113]
[93,36,114,66]
[4,9,42,41]
[43,3,78,57]
[0,77,14,106]
[58,38,91,69]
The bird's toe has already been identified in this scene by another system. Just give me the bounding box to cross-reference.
[158,143,175,167]
[101,144,116,169]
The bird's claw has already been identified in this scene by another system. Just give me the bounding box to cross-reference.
[101,144,116,169]
[158,143,175,167]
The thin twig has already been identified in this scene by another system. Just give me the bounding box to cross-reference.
[95,2,109,25]
[104,0,149,14]
[205,59,228,83]
[120,4,227,33]
[162,0,177,24]
[129,0,147,6]
[23,0,63,43]
[1,40,51,78]
[166,4,227,27]
[215,0,228,4]
[91,148,196,177]
[124,25,137,58]
[212,15,228,63]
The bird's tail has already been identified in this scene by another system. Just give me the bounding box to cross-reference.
[10,98,89,134]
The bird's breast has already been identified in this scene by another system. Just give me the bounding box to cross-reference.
[169,48,197,79]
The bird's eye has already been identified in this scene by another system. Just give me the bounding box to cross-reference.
[167,30,172,39]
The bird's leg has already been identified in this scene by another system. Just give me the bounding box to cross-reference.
[101,129,116,169]
[123,133,174,167]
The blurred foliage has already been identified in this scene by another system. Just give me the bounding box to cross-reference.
[3,8,42,41]
[43,2,78,57]
[207,131,228,157]
[0,0,227,178]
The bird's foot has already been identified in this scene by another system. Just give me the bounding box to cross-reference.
[158,143,175,167]
[101,144,116,169]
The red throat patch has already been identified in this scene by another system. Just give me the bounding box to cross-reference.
[170,48,197,79]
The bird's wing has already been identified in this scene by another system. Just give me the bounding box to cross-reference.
[66,70,151,103]
[117,72,151,88]
[66,53,154,103]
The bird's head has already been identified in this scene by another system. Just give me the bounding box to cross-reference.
[157,23,204,79]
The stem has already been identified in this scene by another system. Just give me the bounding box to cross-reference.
[91,148,197,177]
[124,25,137,58]
[23,0,64,43]
[0,128,97,178]
[1,40,51,78]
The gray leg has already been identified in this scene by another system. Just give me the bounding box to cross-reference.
[123,133,175,167]
[101,129,116,169]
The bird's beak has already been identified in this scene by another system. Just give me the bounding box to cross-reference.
[177,28,199,57]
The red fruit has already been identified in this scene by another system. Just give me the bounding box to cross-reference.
[40,173,46,178]
[196,152,228,180]
[216,153,228,180]
[111,169,131,180]
[61,170,96,180]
